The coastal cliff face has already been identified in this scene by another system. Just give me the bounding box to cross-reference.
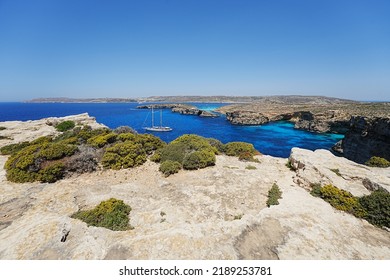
[0,116,389,260]
[226,111,270,125]
[337,117,390,163]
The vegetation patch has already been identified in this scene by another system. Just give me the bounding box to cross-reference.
[55,120,75,132]
[285,159,297,171]
[224,141,257,157]
[245,165,257,170]
[266,183,282,207]
[0,126,6,131]
[157,134,217,173]
[310,184,390,228]
[71,198,132,231]
[330,168,342,177]
[359,188,390,228]
[1,142,31,155]
[102,142,146,169]
[159,160,182,177]
[365,156,390,168]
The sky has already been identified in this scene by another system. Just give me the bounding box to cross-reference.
[0,0,389,101]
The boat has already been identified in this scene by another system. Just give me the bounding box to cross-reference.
[143,106,172,132]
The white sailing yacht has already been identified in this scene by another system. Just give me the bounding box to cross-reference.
[144,106,172,132]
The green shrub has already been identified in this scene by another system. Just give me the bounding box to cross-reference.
[55,120,75,132]
[39,143,78,160]
[206,138,225,154]
[182,149,216,170]
[266,183,282,207]
[365,156,390,168]
[6,167,38,183]
[316,184,366,217]
[310,183,322,197]
[159,142,189,163]
[117,133,136,142]
[134,134,166,154]
[245,165,257,170]
[170,134,214,151]
[114,126,137,134]
[31,136,52,145]
[224,142,256,157]
[77,127,111,142]
[71,198,132,231]
[0,126,6,131]
[330,168,341,176]
[38,162,65,183]
[102,142,146,169]
[359,188,390,228]
[159,160,182,177]
[87,132,117,148]
[0,141,30,155]
[150,151,161,162]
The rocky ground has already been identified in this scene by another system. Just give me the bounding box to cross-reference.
[0,116,389,260]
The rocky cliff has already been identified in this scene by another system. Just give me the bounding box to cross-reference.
[335,117,390,163]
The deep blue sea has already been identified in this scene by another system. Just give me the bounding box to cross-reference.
[0,102,344,158]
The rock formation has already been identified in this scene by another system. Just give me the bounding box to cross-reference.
[138,103,218,117]
[336,117,390,163]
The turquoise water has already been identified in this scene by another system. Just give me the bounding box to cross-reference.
[0,102,344,158]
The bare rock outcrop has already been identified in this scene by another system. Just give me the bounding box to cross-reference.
[0,113,106,146]
[289,147,390,196]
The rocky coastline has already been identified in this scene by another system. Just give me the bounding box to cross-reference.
[137,103,218,117]
[217,100,390,164]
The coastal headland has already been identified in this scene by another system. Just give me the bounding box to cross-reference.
[0,112,389,260]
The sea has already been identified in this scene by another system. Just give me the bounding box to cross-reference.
[0,102,344,158]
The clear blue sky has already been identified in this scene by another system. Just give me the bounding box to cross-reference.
[0,0,389,101]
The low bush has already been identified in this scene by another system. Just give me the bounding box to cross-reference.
[117,133,136,142]
[65,147,98,174]
[101,142,146,169]
[159,142,188,163]
[266,183,282,207]
[114,126,137,134]
[133,134,165,154]
[309,183,322,197]
[0,141,30,155]
[150,151,161,162]
[314,184,366,218]
[245,165,257,170]
[157,134,217,173]
[224,142,256,157]
[206,138,225,154]
[359,188,390,228]
[0,126,6,131]
[38,162,65,183]
[87,132,117,148]
[39,143,78,160]
[55,120,75,132]
[182,149,216,170]
[365,156,390,168]
[159,160,182,177]
[330,168,342,177]
[71,198,132,231]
